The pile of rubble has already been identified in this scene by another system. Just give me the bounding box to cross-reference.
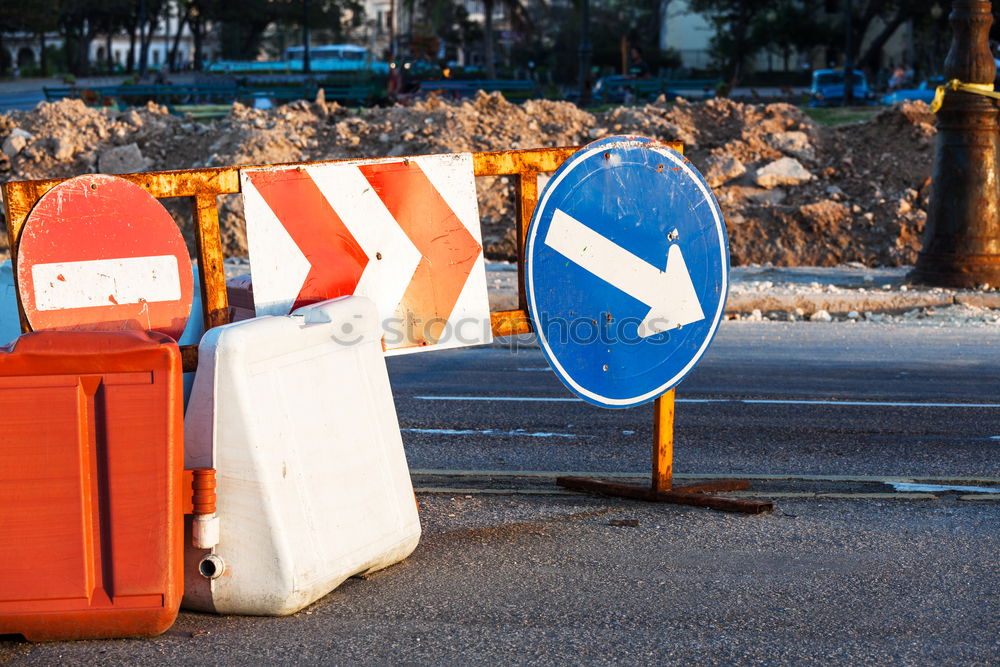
[0,94,935,266]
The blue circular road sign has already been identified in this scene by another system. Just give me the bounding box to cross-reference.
[525,136,729,408]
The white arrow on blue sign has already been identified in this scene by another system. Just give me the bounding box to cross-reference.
[525,136,729,408]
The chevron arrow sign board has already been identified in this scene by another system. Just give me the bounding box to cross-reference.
[241,153,492,355]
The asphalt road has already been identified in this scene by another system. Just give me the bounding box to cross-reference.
[392,321,1000,479]
[2,320,998,664]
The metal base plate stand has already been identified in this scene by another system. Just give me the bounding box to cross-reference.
[556,390,775,514]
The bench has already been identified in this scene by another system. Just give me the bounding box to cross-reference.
[418,79,538,101]
[44,79,387,110]
[592,77,720,103]
[43,84,241,107]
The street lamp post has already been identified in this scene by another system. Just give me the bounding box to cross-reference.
[910,0,1000,287]
[303,0,312,75]
[578,0,592,106]
[843,0,854,106]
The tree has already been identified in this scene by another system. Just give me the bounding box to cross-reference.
[0,0,60,75]
[209,0,362,62]
[58,0,105,75]
[479,0,532,78]
[687,0,773,81]
[749,0,824,72]
[589,0,679,76]
[799,1,947,76]
[854,1,933,72]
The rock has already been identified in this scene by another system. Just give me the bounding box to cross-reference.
[98,143,147,174]
[122,110,142,127]
[705,155,746,187]
[755,157,813,189]
[767,131,815,161]
[798,200,851,227]
[3,128,32,157]
[50,136,75,161]
[745,188,786,205]
[810,309,833,322]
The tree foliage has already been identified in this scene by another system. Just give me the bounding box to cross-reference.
[691,0,948,81]
[0,0,961,82]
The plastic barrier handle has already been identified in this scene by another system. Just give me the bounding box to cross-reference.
[183,468,221,549]
[182,467,217,515]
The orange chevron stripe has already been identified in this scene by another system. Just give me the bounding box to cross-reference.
[245,168,369,310]
[359,161,481,346]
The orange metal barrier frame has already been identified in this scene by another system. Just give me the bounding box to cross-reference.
[2,147,587,367]
[2,143,771,514]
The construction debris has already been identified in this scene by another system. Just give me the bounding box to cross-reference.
[0,95,934,267]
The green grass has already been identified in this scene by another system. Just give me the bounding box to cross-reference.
[802,106,881,127]
[172,104,233,120]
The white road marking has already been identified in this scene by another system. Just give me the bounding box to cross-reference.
[413,395,1000,408]
[410,469,1000,484]
[402,427,588,439]
[887,482,1000,494]
[32,255,180,310]
[415,396,580,402]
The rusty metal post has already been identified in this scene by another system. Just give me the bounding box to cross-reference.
[651,390,674,494]
[911,0,1000,287]
[556,386,774,514]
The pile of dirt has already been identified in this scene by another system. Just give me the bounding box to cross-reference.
[0,94,935,267]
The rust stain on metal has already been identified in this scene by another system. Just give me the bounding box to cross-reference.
[181,345,199,373]
[652,390,675,494]
[556,476,774,514]
[194,192,230,330]
[490,309,532,337]
[472,147,579,176]
[514,171,538,310]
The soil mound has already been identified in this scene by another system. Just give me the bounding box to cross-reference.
[0,94,934,266]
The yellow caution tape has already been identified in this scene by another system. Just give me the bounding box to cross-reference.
[929,79,1000,113]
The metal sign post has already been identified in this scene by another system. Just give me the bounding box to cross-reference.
[524,136,773,513]
[557,390,774,514]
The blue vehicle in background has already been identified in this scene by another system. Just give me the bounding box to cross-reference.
[209,44,389,75]
[809,68,876,106]
[881,76,945,105]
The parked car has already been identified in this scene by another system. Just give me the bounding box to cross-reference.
[591,75,681,104]
[809,68,876,106]
[881,76,946,105]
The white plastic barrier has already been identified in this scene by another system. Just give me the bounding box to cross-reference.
[182,295,421,616]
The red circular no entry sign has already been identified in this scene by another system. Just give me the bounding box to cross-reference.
[16,174,194,341]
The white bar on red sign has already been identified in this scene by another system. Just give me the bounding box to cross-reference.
[32,255,182,311]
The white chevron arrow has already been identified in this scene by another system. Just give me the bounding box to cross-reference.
[544,209,705,338]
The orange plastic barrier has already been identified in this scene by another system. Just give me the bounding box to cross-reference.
[0,331,184,641]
